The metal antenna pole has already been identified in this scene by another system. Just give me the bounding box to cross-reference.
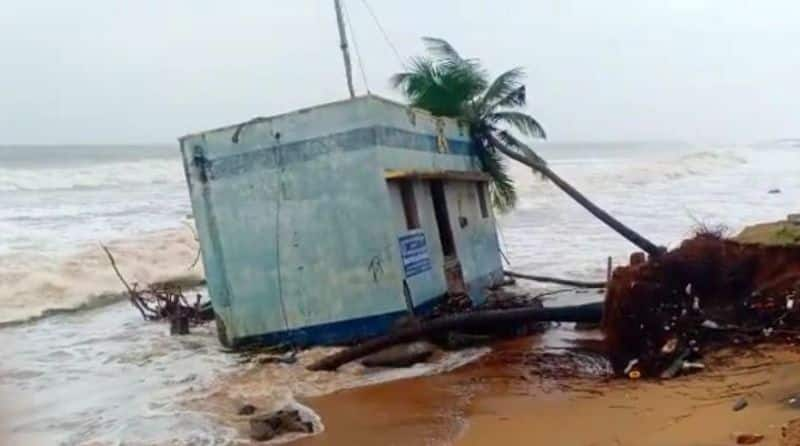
[334,0,356,98]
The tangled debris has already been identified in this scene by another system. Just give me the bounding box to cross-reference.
[101,244,213,333]
[604,233,800,378]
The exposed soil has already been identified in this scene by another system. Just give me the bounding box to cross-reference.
[604,233,800,377]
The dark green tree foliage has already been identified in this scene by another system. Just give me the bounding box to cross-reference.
[392,38,663,256]
[391,37,545,212]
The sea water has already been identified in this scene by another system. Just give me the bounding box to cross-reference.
[0,141,797,444]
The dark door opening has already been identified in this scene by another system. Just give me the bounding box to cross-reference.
[430,180,465,294]
[429,180,456,258]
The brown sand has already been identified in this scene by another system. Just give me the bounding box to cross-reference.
[293,336,800,446]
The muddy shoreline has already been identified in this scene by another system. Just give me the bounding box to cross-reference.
[294,335,800,446]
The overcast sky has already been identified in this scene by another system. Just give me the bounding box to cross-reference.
[1,1,798,144]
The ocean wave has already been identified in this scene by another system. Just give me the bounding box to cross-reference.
[0,228,204,326]
[511,148,748,194]
[656,150,748,180]
[0,158,185,192]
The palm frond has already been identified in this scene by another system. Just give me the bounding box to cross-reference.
[391,55,488,117]
[391,38,550,212]
[421,37,464,63]
[473,137,516,212]
[493,85,526,109]
[389,72,412,89]
[491,111,547,138]
[390,57,437,98]
[477,67,525,114]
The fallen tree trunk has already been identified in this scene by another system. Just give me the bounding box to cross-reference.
[492,142,664,258]
[307,302,603,371]
[504,270,605,289]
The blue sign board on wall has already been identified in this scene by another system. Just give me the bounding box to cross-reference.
[398,231,432,278]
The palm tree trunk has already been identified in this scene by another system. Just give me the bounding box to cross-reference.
[307,302,603,371]
[495,145,665,257]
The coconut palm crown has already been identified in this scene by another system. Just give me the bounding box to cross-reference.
[391,37,546,212]
[392,37,664,256]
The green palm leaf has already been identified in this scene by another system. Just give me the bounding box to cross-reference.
[477,67,525,114]
[491,111,547,138]
[390,38,545,211]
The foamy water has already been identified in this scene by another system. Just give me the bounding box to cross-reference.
[0,141,797,444]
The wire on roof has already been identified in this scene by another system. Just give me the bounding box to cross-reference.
[359,0,405,67]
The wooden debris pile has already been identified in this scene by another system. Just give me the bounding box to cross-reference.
[429,287,555,340]
[431,285,579,317]
[603,233,800,378]
[101,244,213,333]
[125,282,213,328]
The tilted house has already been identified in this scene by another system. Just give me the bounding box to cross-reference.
[179,95,504,347]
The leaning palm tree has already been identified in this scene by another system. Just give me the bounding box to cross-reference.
[392,37,663,257]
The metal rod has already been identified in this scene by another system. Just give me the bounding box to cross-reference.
[333,0,356,98]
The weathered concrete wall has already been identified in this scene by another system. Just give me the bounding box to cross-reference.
[180,95,502,345]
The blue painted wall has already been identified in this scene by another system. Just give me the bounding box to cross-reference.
[180,95,502,346]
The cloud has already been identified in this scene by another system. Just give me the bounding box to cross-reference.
[1,0,798,144]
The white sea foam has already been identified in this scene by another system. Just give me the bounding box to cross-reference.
[0,147,766,325]
[616,149,748,185]
[0,228,204,325]
[515,147,747,189]
[0,158,184,192]
[187,345,490,443]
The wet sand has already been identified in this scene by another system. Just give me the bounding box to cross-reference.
[295,336,800,446]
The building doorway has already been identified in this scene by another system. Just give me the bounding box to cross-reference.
[429,180,465,294]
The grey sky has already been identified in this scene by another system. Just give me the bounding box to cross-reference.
[1,1,798,144]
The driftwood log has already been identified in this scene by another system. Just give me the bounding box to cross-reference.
[307,302,603,371]
[504,270,606,289]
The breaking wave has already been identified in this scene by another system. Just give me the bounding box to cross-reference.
[512,148,748,199]
[620,150,748,185]
[0,228,204,326]
[0,158,185,192]
[0,147,750,326]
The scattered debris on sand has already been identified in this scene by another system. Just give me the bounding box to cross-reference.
[783,418,800,445]
[248,407,314,442]
[732,431,765,444]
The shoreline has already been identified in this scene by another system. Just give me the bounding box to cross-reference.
[0,276,207,329]
[285,219,800,445]
[292,336,800,446]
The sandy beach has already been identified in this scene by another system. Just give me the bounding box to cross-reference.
[297,337,800,446]
[185,325,800,446]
